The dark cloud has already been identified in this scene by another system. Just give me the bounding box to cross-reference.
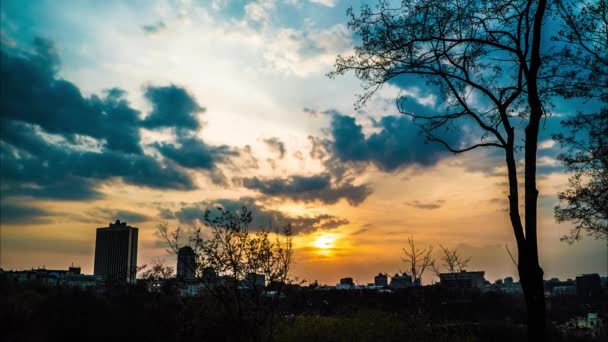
[165,197,349,235]
[263,137,286,159]
[0,40,143,154]
[142,85,203,131]
[0,39,214,200]
[351,224,373,236]
[0,38,239,201]
[158,208,175,220]
[78,208,152,224]
[329,113,459,172]
[241,174,371,206]
[142,21,166,34]
[0,121,195,199]
[154,136,237,169]
[406,200,446,210]
[0,202,55,225]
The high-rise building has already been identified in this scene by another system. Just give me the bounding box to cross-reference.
[94,220,138,285]
[177,246,196,281]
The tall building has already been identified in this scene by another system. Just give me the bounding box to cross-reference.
[94,220,138,285]
[177,246,196,281]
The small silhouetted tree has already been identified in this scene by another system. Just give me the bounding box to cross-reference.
[159,205,294,341]
[401,236,434,286]
[438,245,471,274]
[331,1,555,338]
[138,257,175,292]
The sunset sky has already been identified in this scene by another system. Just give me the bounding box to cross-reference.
[1,0,605,285]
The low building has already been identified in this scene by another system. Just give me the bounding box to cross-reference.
[246,273,266,289]
[65,274,103,289]
[2,267,100,288]
[439,270,486,289]
[389,273,412,289]
[180,281,206,296]
[553,285,577,296]
[339,277,354,286]
[576,274,601,298]
[374,273,388,287]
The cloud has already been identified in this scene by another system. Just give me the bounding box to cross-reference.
[241,173,371,206]
[329,113,459,172]
[88,208,151,224]
[142,85,204,131]
[1,40,142,154]
[165,197,349,234]
[405,200,446,210]
[309,0,337,7]
[0,39,249,200]
[154,136,237,169]
[0,202,55,225]
[263,137,286,158]
[142,21,166,35]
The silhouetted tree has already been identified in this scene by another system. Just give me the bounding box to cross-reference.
[551,0,607,102]
[159,205,294,341]
[138,257,175,280]
[437,245,471,274]
[401,236,434,286]
[553,112,608,243]
[331,0,558,338]
[550,0,608,273]
[138,257,175,292]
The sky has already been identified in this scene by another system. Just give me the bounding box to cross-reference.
[0,0,605,285]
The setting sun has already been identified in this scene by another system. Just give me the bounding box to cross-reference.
[314,233,337,251]
[313,233,337,255]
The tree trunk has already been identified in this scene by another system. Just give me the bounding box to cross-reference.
[521,0,548,339]
[519,257,546,341]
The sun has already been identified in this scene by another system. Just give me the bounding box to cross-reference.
[314,233,337,250]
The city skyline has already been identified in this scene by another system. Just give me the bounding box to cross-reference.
[0,0,606,287]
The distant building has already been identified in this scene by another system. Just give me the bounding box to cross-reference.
[2,267,101,288]
[177,246,196,281]
[504,277,513,285]
[246,273,266,288]
[439,270,486,289]
[374,273,388,287]
[202,267,218,284]
[94,220,138,285]
[576,274,601,298]
[339,277,354,286]
[389,273,412,289]
[553,285,576,296]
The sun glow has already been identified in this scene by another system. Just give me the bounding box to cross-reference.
[314,233,337,251]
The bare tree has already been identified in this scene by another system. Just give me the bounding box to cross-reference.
[551,0,608,275]
[159,205,294,341]
[331,0,554,338]
[438,245,471,274]
[401,236,434,286]
[551,0,607,102]
[138,257,175,292]
[554,112,608,243]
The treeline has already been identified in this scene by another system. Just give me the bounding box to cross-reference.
[1,280,601,342]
